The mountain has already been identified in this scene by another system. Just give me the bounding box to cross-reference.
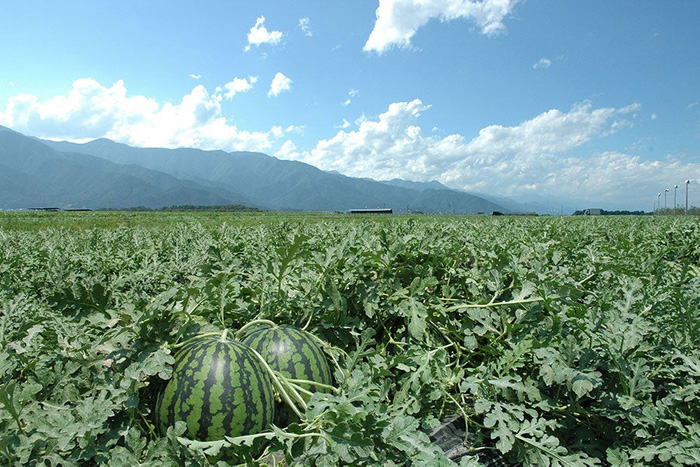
[0,126,259,210]
[380,178,452,192]
[40,136,507,213]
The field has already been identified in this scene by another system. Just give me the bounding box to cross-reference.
[1,211,698,465]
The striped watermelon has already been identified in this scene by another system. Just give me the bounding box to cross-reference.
[156,336,275,441]
[242,324,333,409]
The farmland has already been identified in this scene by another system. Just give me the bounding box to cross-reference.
[0,212,698,465]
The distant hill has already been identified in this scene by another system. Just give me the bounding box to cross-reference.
[380,178,452,192]
[40,135,507,213]
[0,126,259,210]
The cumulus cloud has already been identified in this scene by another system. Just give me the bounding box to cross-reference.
[218,76,258,99]
[533,58,551,69]
[189,74,202,79]
[268,72,292,97]
[245,16,283,51]
[280,98,698,207]
[0,78,292,151]
[299,17,312,37]
[275,139,298,159]
[364,0,521,53]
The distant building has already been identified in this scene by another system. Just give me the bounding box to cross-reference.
[583,208,602,216]
[348,208,393,214]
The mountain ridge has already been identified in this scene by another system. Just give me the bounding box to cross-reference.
[0,125,506,212]
[38,134,507,213]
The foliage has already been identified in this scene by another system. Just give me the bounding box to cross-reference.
[0,213,698,465]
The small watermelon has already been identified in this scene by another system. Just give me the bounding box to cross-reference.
[156,336,275,441]
[242,324,333,424]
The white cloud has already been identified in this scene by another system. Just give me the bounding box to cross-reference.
[617,102,641,114]
[189,74,201,80]
[245,16,283,51]
[279,98,699,208]
[0,78,292,152]
[651,113,658,120]
[268,72,292,97]
[275,139,299,159]
[349,89,359,97]
[299,17,312,37]
[364,0,521,53]
[219,76,258,99]
[342,89,360,106]
[335,119,352,129]
[533,58,552,69]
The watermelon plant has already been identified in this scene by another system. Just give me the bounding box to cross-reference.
[155,331,275,442]
[0,211,698,465]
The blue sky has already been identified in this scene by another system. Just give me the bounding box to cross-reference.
[1,0,698,210]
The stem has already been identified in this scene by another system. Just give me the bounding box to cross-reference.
[445,392,470,446]
[140,411,158,439]
[40,401,69,410]
[223,431,276,444]
[285,379,339,394]
[445,296,546,312]
[301,311,314,331]
[304,332,350,359]
[171,332,222,349]
[327,351,345,382]
[285,431,334,444]
[249,348,305,419]
[515,434,568,462]
[286,381,314,398]
[0,446,12,467]
[279,377,308,410]
[222,430,333,445]
[577,273,596,286]
[235,319,277,339]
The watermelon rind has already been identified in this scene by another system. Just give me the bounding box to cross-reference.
[156,336,275,441]
[242,325,333,398]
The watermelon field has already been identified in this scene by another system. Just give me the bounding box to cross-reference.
[0,211,698,466]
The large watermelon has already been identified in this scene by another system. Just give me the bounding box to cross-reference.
[156,336,275,441]
[241,324,333,404]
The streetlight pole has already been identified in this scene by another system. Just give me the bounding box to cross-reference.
[674,184,678,212]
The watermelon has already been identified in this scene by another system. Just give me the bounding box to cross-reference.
[242,324,333,408]
[156,336,275,441]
